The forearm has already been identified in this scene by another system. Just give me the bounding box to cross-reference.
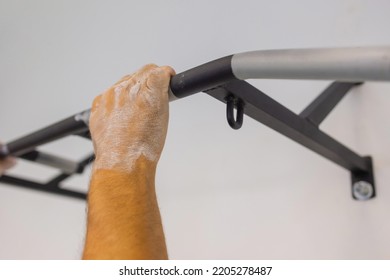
[83,156,167,260]
[84,64,174,259]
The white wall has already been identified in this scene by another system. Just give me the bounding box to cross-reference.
[0,0,389,259]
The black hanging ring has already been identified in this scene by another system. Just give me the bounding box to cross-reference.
[226,95,244,130]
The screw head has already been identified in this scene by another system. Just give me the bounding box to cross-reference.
[353,181,374,201]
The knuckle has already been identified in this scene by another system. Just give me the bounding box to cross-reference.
[92,95,102,108]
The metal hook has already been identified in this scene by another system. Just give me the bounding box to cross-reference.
[226,95,244,130]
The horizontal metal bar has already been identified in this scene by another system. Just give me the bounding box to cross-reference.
[231,47,390,81]
[206,80,370,172]
[0,175,87,200]
[170,55,234,99]
[20,150,80,174]
[300,82,360,126]
[0,110,90,158]
[170,46,390,100]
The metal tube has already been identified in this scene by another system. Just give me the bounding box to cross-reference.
[170,56,234,99]
[299,82,359,126]
[231,47,390,82]
[20,151,80,174]
[0,110,90,158]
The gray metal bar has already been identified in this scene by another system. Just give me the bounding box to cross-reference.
[231,47,390,82]
[20,150,80,174]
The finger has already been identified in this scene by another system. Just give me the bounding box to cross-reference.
[145,66,174,92]
[113,74,133,86]
[132,64,159,83]
[92,95,102,112]
[137,63,159,74]
[160,66,176,76]
[120,64,158,101]
[101,88,117,113]
[119,77,138,105]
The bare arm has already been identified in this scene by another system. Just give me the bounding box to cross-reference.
[82,64,175,259]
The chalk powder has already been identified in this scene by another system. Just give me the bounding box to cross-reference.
[90,67,168,173]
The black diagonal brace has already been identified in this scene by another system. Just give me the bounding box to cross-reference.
[300,82,361,126]
[206,80,375,200]
[206,80,370,172]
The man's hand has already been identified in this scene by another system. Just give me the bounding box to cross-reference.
[90,64,175,173]
[83,64,175,260]
[0,143,16,175]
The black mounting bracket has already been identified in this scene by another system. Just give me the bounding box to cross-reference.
[207,81,375,200]
[351,156,375,200]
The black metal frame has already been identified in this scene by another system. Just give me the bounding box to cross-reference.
[206,81,375,200]
[1,48,385,201]
[0,152,93,200]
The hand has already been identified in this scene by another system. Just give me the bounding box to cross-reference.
[0,143,16,175]
[89,64,175,174]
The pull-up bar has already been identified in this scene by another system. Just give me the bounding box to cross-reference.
[1,47,389,200]
[170,47,390,99]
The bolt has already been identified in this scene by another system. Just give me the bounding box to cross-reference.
[353,181,374,201]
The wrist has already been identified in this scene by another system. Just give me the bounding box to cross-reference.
[88,156,159,217]
[92,155,157,185]
[93,152,158,174]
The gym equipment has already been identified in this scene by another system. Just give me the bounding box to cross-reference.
[1,47,389,200]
